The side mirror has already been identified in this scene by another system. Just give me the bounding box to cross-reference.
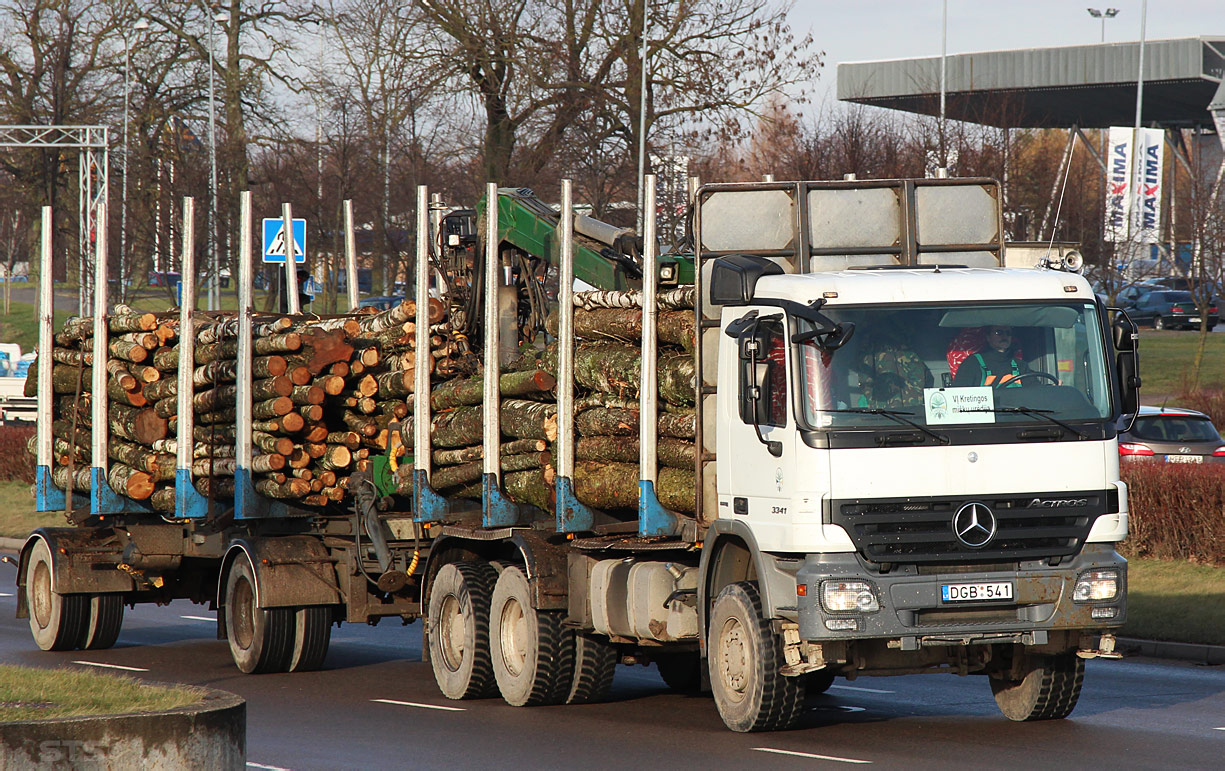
[1117,351,1140,415]
[1111,311,1137,352]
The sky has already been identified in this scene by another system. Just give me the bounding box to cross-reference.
[787,0,1225,109]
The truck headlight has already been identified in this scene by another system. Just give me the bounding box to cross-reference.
[1073,569,1119,602]
[821,580,879,613]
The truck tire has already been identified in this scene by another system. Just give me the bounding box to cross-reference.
[429,561,498,699]
[567,633,617,704]
[489,566,573,707]
[708,582,804,732]
[990,651,1084,721]
[288,606,332,672]
[81,594,125,650]
[25,538,89,651]
[225,557,295,674]
[655,652,702,694]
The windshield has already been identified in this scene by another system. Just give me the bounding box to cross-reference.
[797,301,1113,430]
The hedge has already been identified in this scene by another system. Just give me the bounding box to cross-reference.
[1121,462,1225,566]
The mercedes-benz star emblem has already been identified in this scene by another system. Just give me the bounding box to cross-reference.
[952,502,997,549]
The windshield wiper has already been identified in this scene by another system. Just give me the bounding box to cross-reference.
[962,406,1087,439]
[822,408,950,445]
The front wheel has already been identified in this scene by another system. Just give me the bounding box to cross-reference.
[25,538,89,651]
[489,566,573,707]
[707,582,804,732]
[990,651,1084,721]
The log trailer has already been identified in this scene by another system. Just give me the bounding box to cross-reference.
[16,176,1138,733]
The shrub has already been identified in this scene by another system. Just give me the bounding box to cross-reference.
[1174,387,1225,431]
[1121,462,1225,566]
[0,424,34,482]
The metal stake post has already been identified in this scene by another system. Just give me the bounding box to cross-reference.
[481,183,517,527]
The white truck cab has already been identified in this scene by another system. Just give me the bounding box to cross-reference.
[694,178,1137,730]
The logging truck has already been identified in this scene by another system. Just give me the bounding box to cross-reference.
[16,176,1138,733]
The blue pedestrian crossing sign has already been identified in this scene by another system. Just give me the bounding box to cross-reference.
[262,218,307,263]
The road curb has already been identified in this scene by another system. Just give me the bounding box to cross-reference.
[0,687,245,767]
[1116,636,1225,666]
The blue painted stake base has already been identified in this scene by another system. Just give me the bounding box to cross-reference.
[638,480,679,537]
[555,477,596,533]
[482,474,520,528]
[234,467,290,519]
[413,470,450,523]
[35,465,69,512]
[91,467,153,515]
[176,468,211,519]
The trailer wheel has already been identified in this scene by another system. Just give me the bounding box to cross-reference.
[655,652,702,694]
[990,651,1084,721]
[567,633,617,705]
[25,538,89,651]
[428,562,498,699]
[225,557,295,674]
[489,566,573,707]
[708,582,804,732]
[81,594,125,650]
[288,606,332,672]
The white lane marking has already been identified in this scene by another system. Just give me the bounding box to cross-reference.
[181,615,214,622]
[73,660,149,672]
[753,747,872,764]
[1215,727,1225,731]
[247,763,293,771]
[809,704,867,713]
[0,592,13,597]
[372,698,465,712]
[829,684,894,694]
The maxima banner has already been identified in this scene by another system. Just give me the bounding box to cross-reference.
[1103,127,1164,244]
[1132,128,1164,245]
[1104,127,1133,243]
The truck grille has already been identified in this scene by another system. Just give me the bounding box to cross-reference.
[830,490,1111,564]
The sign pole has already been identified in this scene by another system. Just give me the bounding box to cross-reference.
[283,202,300,313]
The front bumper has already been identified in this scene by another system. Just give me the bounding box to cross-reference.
[794,544,1126,644]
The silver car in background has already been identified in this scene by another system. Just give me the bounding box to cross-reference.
[1119,405,1225,464]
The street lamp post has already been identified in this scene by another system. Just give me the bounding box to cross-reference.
[1087,7,1120,43]
[121,20,149,305]
[207,10,229,311]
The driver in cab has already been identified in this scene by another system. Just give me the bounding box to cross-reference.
[953,325,1026,388]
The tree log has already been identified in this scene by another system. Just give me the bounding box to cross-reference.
[256,478,310,499]
[574,407,696,439]
[105,360,138,391]
[251,376,293,401]
[108,338,149,363]
[254,355,288,378]
[110,404,168,444]
[573,462,695,514]
[376,370,414,399]
[430,369,556,410]
[108,463,155,500]
[575,436,695,469]
[253,431,295,455]
[430,400,558,448]
[253,396,294,419]
[109,311,157,333]
[193,360,239,388]
[432,439,546,466]
[548,307,695,351]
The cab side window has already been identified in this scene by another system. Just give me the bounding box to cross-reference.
[763,320,787,426]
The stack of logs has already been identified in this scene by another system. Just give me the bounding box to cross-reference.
[397,287,698,516]
[32,287,698,520]
[29,298,469,512]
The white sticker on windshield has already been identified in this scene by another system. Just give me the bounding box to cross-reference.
[924,387,995,424]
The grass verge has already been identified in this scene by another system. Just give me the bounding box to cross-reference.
[1135,328,1225,397]
[1122,558,1225,646]
[0,298,71,353]
[0,664,204,722]
[0,481,63,539]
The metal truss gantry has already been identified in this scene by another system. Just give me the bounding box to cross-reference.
[0,125,109,315]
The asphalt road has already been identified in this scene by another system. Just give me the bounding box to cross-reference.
[0,585,1222,770]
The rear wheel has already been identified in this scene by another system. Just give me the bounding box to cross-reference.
[25,539,89,651]
[708,582,804,732]
[81,594,125,650]
[489,566,573,706]
[428,562,498,699]
[225,557,295,674]
[990,650,1084,721]
[288,606,332,672]
[567,633,617,704]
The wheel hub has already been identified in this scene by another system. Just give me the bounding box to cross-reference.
[31,560,52,628]
[499,597,527,677]
[719,617,748,701]
[439,594,466,671]
[232,578,255,649]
